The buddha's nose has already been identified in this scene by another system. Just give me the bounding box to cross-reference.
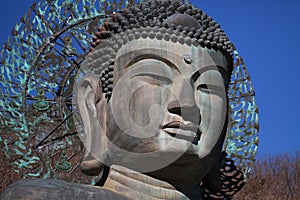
[167,77,200,124]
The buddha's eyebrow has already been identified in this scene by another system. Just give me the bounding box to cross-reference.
[124,54,177,70]
[191,65,228,83]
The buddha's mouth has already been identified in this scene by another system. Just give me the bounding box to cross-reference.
[162,121,201,145]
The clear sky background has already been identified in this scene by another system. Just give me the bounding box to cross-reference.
[0,0,299,158]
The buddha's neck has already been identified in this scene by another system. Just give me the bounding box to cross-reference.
[103,165,202,200]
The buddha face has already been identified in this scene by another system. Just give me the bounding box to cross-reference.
[98,38,228,181]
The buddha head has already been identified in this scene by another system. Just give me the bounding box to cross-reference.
[75,0,234,193]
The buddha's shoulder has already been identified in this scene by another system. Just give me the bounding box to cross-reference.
[0,179,128,200]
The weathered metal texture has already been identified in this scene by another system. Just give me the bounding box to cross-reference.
[0,0,259,199]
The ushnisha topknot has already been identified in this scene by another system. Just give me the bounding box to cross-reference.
[87,0,234,98]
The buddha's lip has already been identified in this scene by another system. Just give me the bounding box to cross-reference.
[162,121,201,144]
[162,121,199,133]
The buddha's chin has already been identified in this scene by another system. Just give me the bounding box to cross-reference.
[145,154,210,182]
[104,129,213,173]
[124,129,202,155]
[144,149,214,182]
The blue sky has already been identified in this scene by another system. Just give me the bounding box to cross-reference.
[0,0,299,158]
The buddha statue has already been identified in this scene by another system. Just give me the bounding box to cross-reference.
[1,1,245,199]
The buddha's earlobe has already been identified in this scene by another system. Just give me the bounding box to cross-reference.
[76,74,108,176]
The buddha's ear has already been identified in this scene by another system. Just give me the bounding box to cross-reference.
[76,74,108,176]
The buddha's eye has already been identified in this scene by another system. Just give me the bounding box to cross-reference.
[129,58,173,86]
[197,84,224,94]
[135,73,172,85]
[194,70,226,95]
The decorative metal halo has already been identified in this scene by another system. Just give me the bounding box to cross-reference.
[0,0,135,185]
[0,0,259,198]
